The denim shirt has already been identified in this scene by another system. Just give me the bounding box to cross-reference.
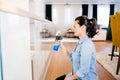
[68,36,98,80]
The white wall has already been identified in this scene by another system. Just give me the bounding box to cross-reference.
[115,3,120,12]
[52,4,83,35]
[0,0,29,11]
[29,0,45,19]
[52,4,97,36]
[0,0,32,80]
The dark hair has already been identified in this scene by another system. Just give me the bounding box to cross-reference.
[75,16,98,38]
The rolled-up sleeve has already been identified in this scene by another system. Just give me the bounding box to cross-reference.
[76,44,92,77]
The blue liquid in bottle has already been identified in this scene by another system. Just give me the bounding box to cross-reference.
[53,43,60,51]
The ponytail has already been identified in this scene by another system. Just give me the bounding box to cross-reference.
[87,18,98,38]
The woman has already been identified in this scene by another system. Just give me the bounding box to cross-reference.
[56,16,98,80]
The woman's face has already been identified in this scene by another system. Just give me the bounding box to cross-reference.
[73,20,83,37]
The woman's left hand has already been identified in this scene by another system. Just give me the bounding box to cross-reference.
[64,75,73,80]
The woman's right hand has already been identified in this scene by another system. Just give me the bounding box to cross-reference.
[60,42,69,56]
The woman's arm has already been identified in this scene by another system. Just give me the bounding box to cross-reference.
[76,44,92,78]
[60,42,70,56]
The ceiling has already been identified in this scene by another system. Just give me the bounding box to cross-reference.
[45,0,120,4]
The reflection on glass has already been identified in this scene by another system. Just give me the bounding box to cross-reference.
[30,19,54,80]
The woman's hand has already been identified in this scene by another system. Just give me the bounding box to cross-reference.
[60,42,69,56]
[64,74,79,80]
[64,75,73,80]
[60,42,66,53]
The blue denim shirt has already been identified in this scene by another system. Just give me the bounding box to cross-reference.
[68,36,98,80]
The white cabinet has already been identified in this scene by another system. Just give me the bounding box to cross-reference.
[92,29,107,40]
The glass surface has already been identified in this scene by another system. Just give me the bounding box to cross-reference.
[0,11,51,80]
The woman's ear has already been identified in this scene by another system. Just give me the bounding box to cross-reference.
[81,25,86,31]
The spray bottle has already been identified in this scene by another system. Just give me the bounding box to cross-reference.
[53,31,62,51]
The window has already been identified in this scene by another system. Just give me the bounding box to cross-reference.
[97,4,110,28]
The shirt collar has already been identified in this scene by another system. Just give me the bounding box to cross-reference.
[78,35,89,44]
